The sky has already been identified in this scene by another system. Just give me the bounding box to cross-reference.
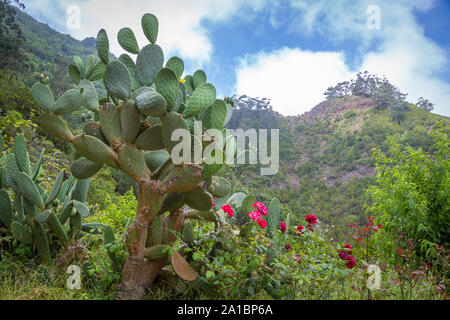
[20,0,450,117]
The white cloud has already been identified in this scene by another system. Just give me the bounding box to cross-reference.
[235,48,355,115]
[235,0,450,116]
[22,0,267,66]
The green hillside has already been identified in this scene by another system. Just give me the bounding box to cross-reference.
[228,95,450,241]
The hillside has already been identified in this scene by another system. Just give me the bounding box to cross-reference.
[228,95,450,241]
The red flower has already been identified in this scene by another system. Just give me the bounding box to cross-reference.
[280,222,286,233]
[305,215,318,224]
[285,244,292,250]
[253,202,267,216]
[346,256,356,269]
[212,198,216,206]
[344,243,353,255]
[296,225,304,235]
[338,250,350,261]
[221,204,234,218]
[307,224,314,232]
[258,220,267,229]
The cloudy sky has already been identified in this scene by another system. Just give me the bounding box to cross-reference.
[21,0,450,117]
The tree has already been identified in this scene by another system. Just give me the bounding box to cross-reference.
[0,0,27,71]
[367,124,449,263]
[416,97,434,112]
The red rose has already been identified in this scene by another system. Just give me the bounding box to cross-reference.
[305,214,318,224]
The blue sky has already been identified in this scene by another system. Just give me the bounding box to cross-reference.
[21,0,450,117]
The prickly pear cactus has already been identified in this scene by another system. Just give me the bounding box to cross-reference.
[30,12,236,299]
[0,134,94,264]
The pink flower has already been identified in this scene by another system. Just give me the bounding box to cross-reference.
[280,222,286,233]
[258,220,267,229]
[253,202,267,216]
[294,254,301,263]
[221,204,234,218]
[305,215,318,224]
[248,210,262,222]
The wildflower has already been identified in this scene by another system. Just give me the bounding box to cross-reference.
[280,222,286,233]
[294,254,301,263]
[248,210,262,222]
[338,250,350,261]
[296,225,304,235]
[307,224,314,232]
[346,256,356,269]
[221,204,234,218]
[180,78,186,84]
[285,244,292,250]
[305,214,318,224]
[212,198,216,206]
[258,220,267,229]
[253,202,267,216]
[344,243,353,255]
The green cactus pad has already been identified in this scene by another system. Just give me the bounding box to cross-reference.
[186,210,217,222]
[241,194,257,215]
[172,249,197,282]
[182,83,216,119]
[0,189,13,227]
[72,134,117,167]
[155,67,179,110]
[209,99,228,129]
[267,198,281,236]
[192,70,207,88]
[18,172,44,208]
[99,103,122,148]
[80,80,99,112]
[5,152,20,192]
[184,75,195,95]
[71,157,103,179]
[206,176,231,197]
[14,134,31,176]
[117,144,150,181]
[104,60,132,100]
[182,221,195,244]
[141,13,159,44]
[47,210,69,245]
[45,170,64,206]
[161,165,203,193]
[134,86,167,117]
[84,55,95,79]
[135,124,164,151]
[31,83,54,111]
[88,61,107,81]
[31,218,50,262]
[202,148,225,179]
[161,111,189,153]
[34,209,51,223]
[73,200,90,218]
[226,192,247,209]
[136,44,164,86]
[83,122,108,144]
[145,244,170,260]
[53,89,83,115]
[117,27,140,54]
[96,29,110,64]
[166,56,184,80]
[183,188,213,211]
[143,150,170,172]
[120,100,141,143]
[68,64,81,84]
[159,192,184,214]
[10,221,33,245]
[73,55,85,78]
[119,54,139,91]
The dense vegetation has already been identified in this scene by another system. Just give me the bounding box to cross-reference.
[0,5,448,300]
